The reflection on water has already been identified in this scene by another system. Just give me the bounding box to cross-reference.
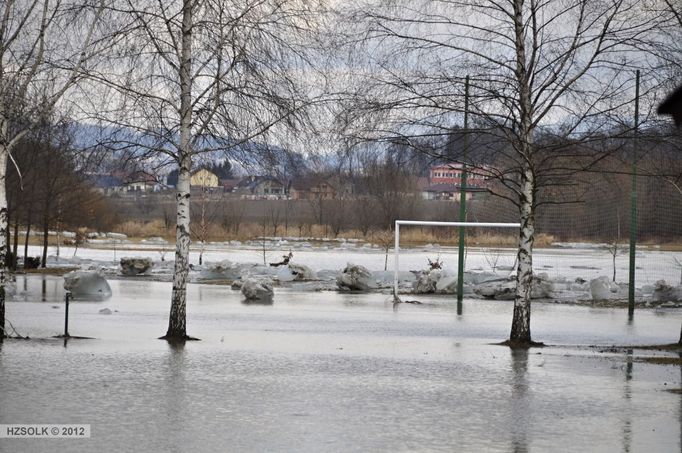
[623,349,633,453]
[510,349,529,453]
[164,342,186,453]
[1,275,682,452]
[242,297,274,306]
[678,352,682,453]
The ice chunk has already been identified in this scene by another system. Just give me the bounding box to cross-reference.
[120,257,153,276]
[199,260,240,281]
[337,263,376,291]
[653,280,682,302]
[64,271,112,299]
[474,278,516,300]
[590,276,621,301]
[436,275,458,294]
[276,267,296,282]
[288,263,316,281]
[241,278,274,300]
[413,270,441,294]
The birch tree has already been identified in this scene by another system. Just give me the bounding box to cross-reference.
[86,0,325,341]
[0,0,105,339]
[341,0,671,345]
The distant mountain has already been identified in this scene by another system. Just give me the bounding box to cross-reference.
[69,122,309,178]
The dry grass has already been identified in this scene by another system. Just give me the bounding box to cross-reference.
[109,219,534,248]
[20,267,78,275]
[115,220,170,238]
[99,219,676,250]
[635,356,682,366]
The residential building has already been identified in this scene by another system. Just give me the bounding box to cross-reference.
[429,163,491,189]
[123,171,161,192]
[423,163,493,200]
[89,174,124,195]
[234,176,287,199]
[220,178,241,194]
[190,168,220,189]
[289,176,337,200]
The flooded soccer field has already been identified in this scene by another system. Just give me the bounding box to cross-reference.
[2,275,682,452]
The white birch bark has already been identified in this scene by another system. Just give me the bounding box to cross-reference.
[511,168,534,343]
[510,0,535,343]
[0,116,8,338]
[164,0,193,340]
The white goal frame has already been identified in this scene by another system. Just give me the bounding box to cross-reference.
[393,220,520,296]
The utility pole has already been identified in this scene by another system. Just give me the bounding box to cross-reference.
[457,75,470,313]
[628,70,640,320]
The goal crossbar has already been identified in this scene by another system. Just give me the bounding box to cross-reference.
[393,220,520,296]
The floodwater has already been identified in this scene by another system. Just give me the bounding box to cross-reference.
[2,275,682,452]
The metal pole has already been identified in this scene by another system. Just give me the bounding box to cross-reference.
[397,221,518,228]
[394,222,400,298]
[457,75,470,306]
[628,70,639,319]
[64,291,71,337]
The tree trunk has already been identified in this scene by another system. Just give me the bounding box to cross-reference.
[165,161,192,340]
[41,219,49,268]
[4,207,9,269]
[24,219,31,263]
[0,144,7,339]
[510,167,535,344]
[508,0,536,346]
[163,0,194,342]
[12,217,19,269]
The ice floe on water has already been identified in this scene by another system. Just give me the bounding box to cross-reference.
[16,242,682,306]
[241,278,274,302]
[120,257,153,276]
[63,271,112,300]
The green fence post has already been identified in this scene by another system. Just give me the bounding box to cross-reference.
[628,70,640,319]
[457,75,470,312]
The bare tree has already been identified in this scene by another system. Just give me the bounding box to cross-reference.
[266,202,283,237]
[373,230,393,271]
[221,199,246,236]
[84,0,325,341]
[190,188,220,265]
[0,0,105,338]
[341,0,671,345]
[308,195,328,236]
[357,151,419,230]
[353,195,376,236]
[161,201,175,230]
[326,198,347,237]
[605,210,625,282]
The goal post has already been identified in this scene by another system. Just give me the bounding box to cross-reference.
[393,220,521,297]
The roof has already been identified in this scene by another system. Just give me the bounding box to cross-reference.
[220,178,241,189]
[290,176,336,191]
[125,171,157,184]
[658,84,682,127]
[90,174,123,188]
[431,163,466,171]
[234,176,284,191]
[424,183,461,193]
